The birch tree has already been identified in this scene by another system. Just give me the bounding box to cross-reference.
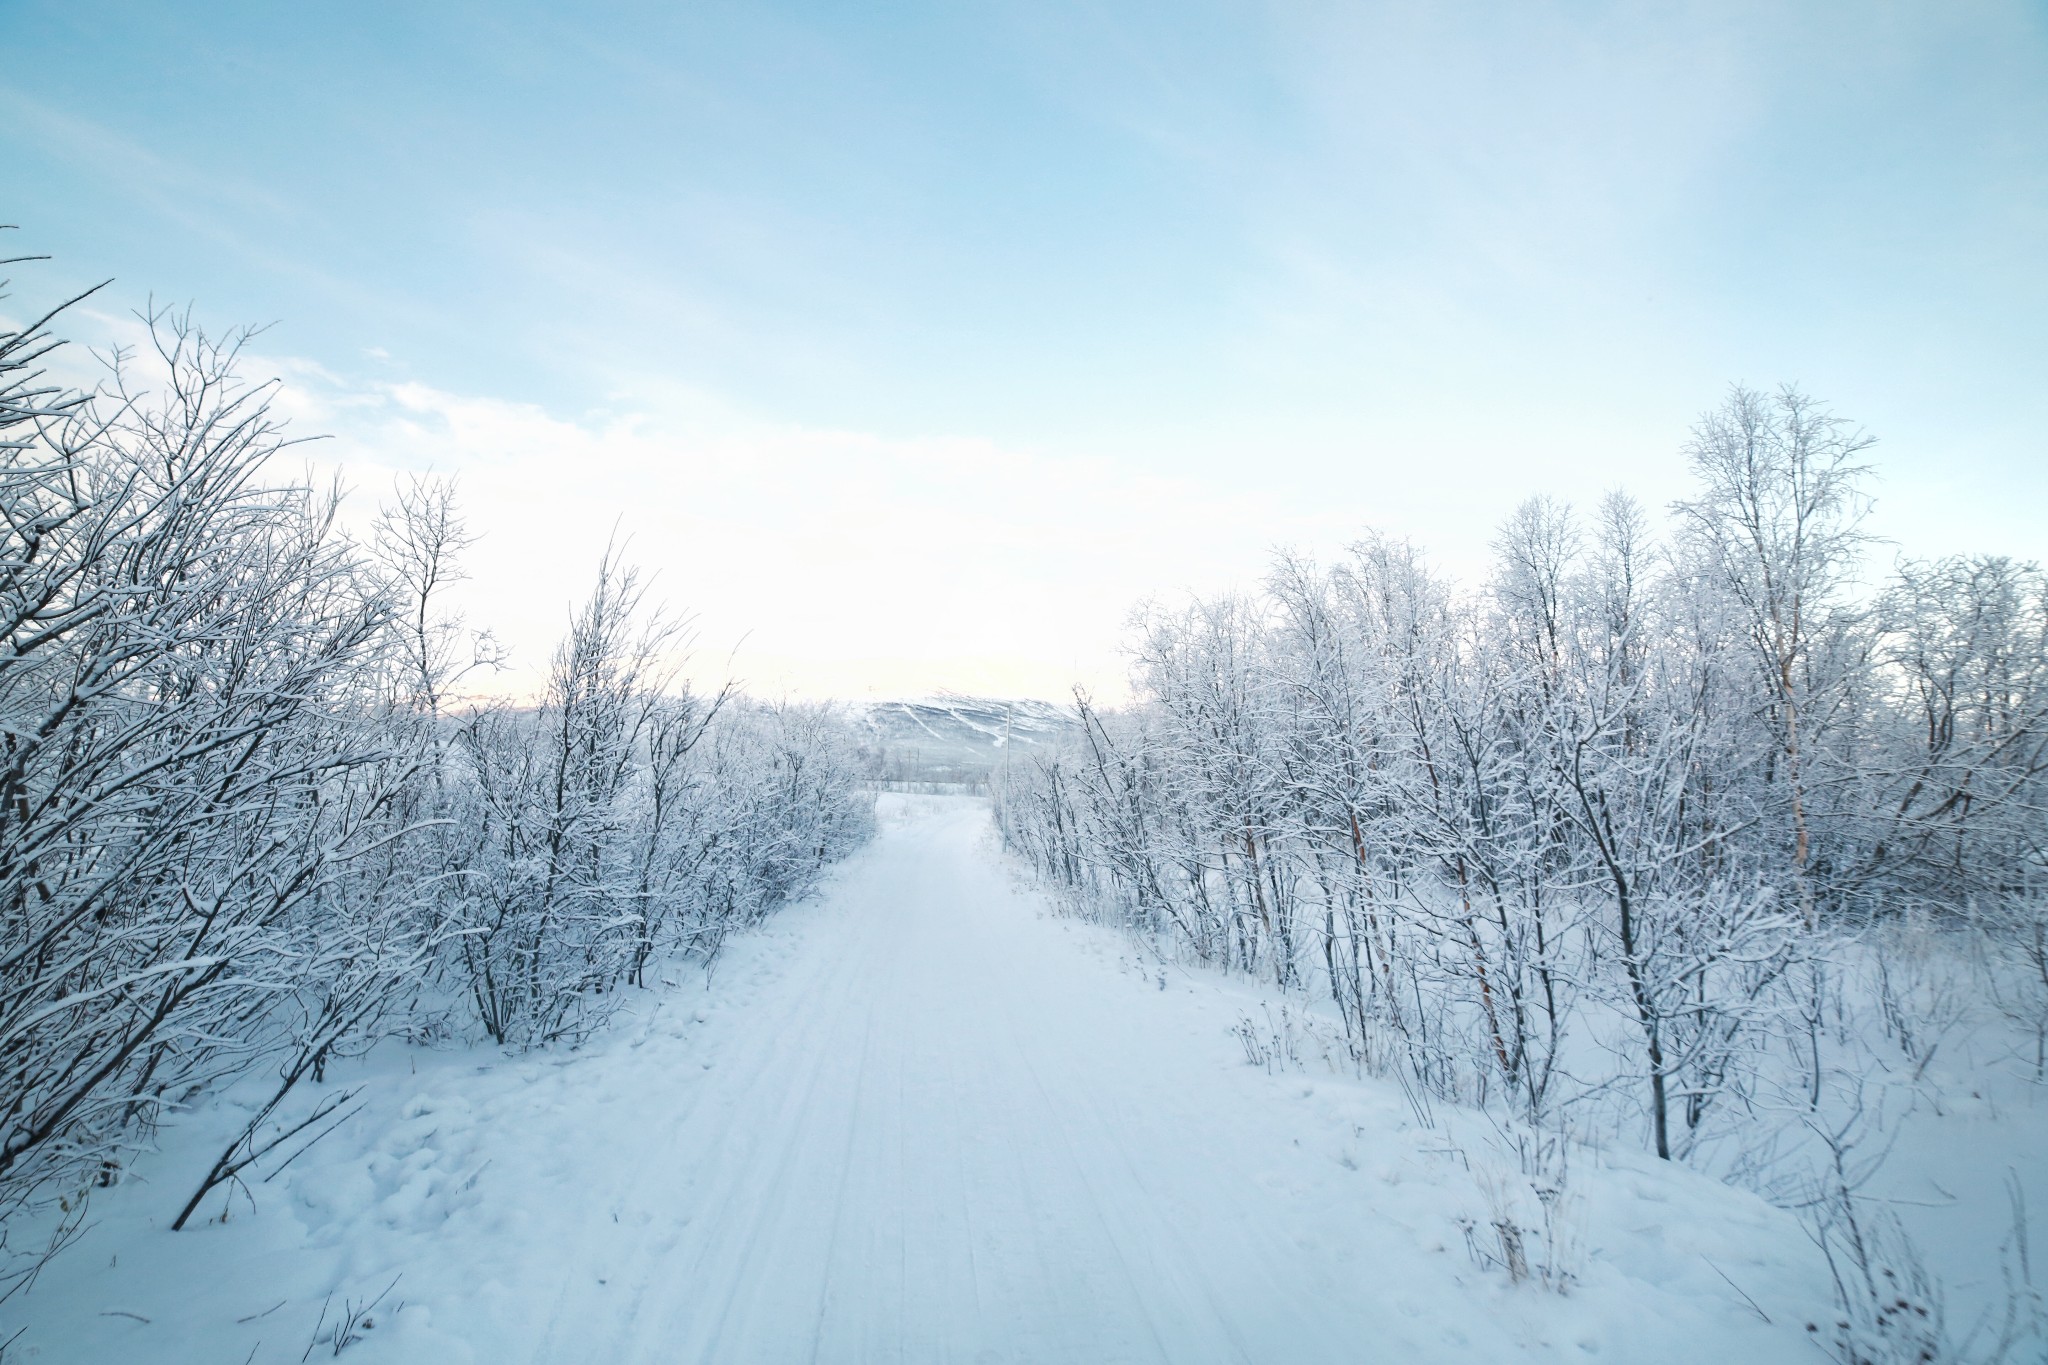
[1674,386,1875,924]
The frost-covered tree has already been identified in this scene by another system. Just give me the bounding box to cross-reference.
[1674,386,1876,924]
[0,258,876,1296]
[996,384,2042,1171]
[0,305,396,1282]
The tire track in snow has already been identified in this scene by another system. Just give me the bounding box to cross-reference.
[488,796,1823,1365]
[519,851,888,1362]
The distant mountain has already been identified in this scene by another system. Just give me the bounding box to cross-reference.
[856,693,1078,784]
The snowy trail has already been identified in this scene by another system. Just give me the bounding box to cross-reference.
[510,796,1371,1363]
[27,795,1832,1364]
[425,796,1816,1365]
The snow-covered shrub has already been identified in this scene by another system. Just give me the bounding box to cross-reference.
[994,386,2048,1175]
[0,302,404,1288]
[432,563,874,1048]
[0,267,875,1297]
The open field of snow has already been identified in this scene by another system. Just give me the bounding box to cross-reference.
[11,796,2002,1363]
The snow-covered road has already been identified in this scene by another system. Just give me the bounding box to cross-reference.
[517,794,1416,1364]
[462,796,1819,1364]
[27,795,1831,1363]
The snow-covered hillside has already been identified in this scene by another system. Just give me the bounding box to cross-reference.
[859,693,1078,785]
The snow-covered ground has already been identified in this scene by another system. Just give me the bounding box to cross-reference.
[9,796,1938,1363]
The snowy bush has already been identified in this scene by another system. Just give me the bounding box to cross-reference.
[993,386,2048,1183]
[0,268,873,1295]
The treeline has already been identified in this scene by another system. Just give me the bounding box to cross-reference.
[0,279,872,1288]
[995,387,2047,1165]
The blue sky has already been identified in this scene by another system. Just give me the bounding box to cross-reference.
[4,1,2045,697]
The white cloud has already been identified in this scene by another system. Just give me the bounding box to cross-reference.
[275,361,1348,702]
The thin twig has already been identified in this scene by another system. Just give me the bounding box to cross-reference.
[301,1292,332,1364]
[1701,1255,1771,1324]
